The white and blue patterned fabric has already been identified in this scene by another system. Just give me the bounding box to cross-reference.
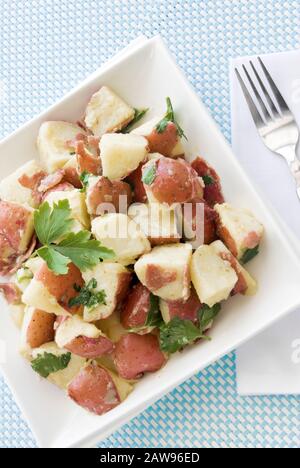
[0,0,299,448]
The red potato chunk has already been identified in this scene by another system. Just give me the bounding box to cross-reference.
[181,198,217,247]
[35,262,84,314]
[191,157,224,207]
[26,309,56,348]
[125,163,147,203]
[147,122,182,158]
[160,288,202,324]
[120,283,151,330]
[86,176,132,216]
[68,364,121,415]
[65,335,114,359]
[0,201,34,275]
[114,333,167,380]
[0,283,21,305]
[143,157,203,205]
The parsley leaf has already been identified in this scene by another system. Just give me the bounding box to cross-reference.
[198,303,221,334]
[34,200,73,245]
[145,294,163,328]
[31,352,71,378]
[79,171,91,193]
[69,278,106,310]
[142,162,157,186]
[37,246,71,275]
[156,97,187,140]
[159,317,209,354]
[52,231,115,271]
[121,108,149,133]
[240,246,259,265]
[202,175,215,186]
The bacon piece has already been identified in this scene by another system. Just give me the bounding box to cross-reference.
[18,171,47,205]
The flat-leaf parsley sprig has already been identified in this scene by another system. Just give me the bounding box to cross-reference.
[34,199,115,275]
[156,97,187,140]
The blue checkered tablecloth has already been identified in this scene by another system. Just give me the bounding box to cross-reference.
[0,0,299,449]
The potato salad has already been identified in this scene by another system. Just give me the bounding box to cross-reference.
[0,86,264,416]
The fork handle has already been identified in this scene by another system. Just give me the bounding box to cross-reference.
[280,145,300,200]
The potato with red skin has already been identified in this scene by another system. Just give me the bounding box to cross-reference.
[181,198,217,247]
[132,118,184,158]
[125,163,147,203]
[120,283,152,330]
[143,157,203,205]
[25,309,56,348]
[65,336,114,359]
[68,364,121,415]
[114,333,167,380]
[159,288,202,324]
[86,176,132,216]
[191,157,224,207]
[0,201,34,275]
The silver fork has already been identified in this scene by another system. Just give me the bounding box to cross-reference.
[235,57,300,199]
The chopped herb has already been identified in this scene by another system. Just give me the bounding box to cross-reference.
[145,294,163,328]
[198,303,221,334]
[202,175,215,186]
[121,108,149,133]
[79,171,91,193]
[31,352,71,378]
[240,246,259,265]
[159,317,210,354]
[156,97,187,140]
[142,162,157,186]
[69,151,76,155]
[34,201,115,274]
[69,278,107,310]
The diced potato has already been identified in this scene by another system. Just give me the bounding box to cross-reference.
[134,243,192,301]
[44,189,90,232]
[86,176,132,216]
[159,288,201,324]
[191,244,238,307]
[20,306,55,357]
[97,310,128,343]
[30,342,86,389]
[210,240,257,296]
[82,263,131,322]
[0,160,45,208]
[91,213,151,265]
[22,261,84,316]
[215,203,264,260]
[128,203,181,246]
[84,86,135,137]
[37,121,86,172]
[132,116,184,158]
[100,133,149,180]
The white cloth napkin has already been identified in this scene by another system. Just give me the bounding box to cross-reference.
[230,50,300,395]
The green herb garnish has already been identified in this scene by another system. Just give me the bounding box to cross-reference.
[121,108,149,133]
[69,278,106,310]
[79,171,91,193]
[202,175,215,186]
[156,97,187,140]
[34,201,115,275]
[31,352,71,378]
[198,303,221,334]
[145,294,163,328]
[240,246,259,265]
[159,317,210,354]
[142,162,157,186]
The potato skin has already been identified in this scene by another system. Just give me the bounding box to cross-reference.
[35,262,84,314]
[68,364,121,415]
[160,288,202,323]
[144,158,203,205]
[114,333,167,380]
[26,309,56,348]
[191,157,224,207]
[65,335,114,359]
[120,283,151,330]
[126,163,147,203]
[182,198,217,245]
[147,122,180,157]
[87,176,132,215]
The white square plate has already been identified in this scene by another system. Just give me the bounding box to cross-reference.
[1,36,300,448]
